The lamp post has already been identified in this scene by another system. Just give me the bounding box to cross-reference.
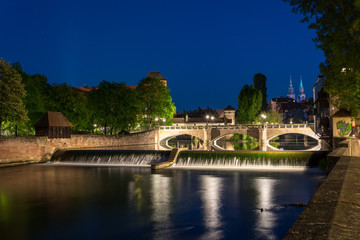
[155,117,159,128]
[206,115,210,127]
[261,114,267,123]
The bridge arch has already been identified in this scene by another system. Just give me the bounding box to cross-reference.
[160,134,205,150]
[266,132,321,151]
[158,127,207,150]
[211,133,259,151]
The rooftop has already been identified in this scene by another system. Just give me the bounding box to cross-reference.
[146,71,167,80]
[34,111,74,127]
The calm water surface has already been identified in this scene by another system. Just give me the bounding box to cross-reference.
[0,165,324,240]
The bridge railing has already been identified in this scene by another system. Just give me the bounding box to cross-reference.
[159,123,314,130]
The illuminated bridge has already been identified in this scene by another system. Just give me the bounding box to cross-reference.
[155,123,323,151]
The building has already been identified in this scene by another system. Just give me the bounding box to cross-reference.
[297,76,306,102]
[287,76,296,100]
[172,105,236,126]
[287,75,306,102]
[34,111,73,138]
[312,75,330,135]
[220,105,236,125]
[268,96,313,123]
[146,71,167,87]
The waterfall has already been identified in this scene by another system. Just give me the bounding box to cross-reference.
[171,151,322,170]
[51,150,170,167]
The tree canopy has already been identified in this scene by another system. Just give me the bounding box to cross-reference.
[1,59,177,136]
[12,62,50,135]
[47,83,90,132]
[254,110,283,124]
[88,80,141,134]
[284,0,360,116]
[136,77,176,129]
[237,84,262,124]
[253,73,268,111]
[0,59,28,136]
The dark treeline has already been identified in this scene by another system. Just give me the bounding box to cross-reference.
[1,61,175,136]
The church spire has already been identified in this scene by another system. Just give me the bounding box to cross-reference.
[299,75,304,90]
[287,75,295,100]
[297,75,306,102]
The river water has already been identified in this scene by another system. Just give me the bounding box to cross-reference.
[0,164,324,240]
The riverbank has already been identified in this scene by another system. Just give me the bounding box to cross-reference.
[285,139,360,239]
[0,132,157,164]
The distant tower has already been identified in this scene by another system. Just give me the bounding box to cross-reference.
[297,76,306,102]
[287,76,295,100]
[146,71,167,87]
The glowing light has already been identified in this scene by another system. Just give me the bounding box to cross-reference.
[200,175,224,239]
[254,178,277,240]
[151,174,173,238]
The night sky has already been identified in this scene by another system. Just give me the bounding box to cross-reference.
[0,0,324,112]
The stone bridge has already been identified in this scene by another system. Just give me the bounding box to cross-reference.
[155,123,322,151]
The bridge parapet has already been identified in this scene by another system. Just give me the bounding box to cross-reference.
[160,123,313,130]
[158,123,319,151]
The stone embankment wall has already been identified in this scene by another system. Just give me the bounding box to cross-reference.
[285,139,360,239]
[0,131,156,163]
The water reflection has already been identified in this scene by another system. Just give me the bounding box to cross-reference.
[216,134,259,151]
[200,175,224,239]
[254,178,277,240]
[269,134,318,150]
[0,165,324,239]
[168,135,204,150]
[151,174,173,239]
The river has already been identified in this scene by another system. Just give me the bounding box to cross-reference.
[0,162,324,239]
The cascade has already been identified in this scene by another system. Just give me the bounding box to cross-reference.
[51,150,170,166]
[172,152,322,170]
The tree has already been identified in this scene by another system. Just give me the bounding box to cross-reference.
[237,84,262,124]
[47,83,90,132]
[12,62,50,135]
[254,111,283,124]
[284,0,360,116]
[136,77,176,129]
[253,73,268,111]
[0,59,29,137]
[88,81,142,134]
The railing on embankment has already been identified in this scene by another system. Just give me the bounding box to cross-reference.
[284,139,360,239]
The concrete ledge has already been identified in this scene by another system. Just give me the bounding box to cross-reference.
[151,161,175,170]
[285,139,360,240]
[151,149,180,170]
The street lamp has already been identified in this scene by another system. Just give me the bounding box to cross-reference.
[206,115,210,127]
[261,114,267,124]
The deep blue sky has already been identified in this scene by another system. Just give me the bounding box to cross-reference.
[0,0,324,112]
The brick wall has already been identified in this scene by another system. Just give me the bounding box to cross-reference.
[0,131,156,162]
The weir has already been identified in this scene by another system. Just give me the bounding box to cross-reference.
[51,150,170,167]
[171,151,326,170]
[48,149,326,170]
